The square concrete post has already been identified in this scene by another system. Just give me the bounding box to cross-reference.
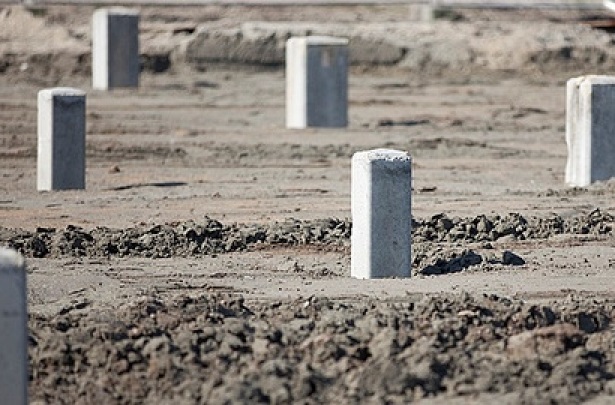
[92,8,140,90]
[351,149,412,279]
[408,1,436,22]
[566,75,615,187]
[286,36,349,129]
[0,248,28,405]
[37,88,86,191]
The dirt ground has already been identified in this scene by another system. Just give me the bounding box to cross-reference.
[2,3,615,403]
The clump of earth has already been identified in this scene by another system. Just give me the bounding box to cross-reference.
[29,292,615,403]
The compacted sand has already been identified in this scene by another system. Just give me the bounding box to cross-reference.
[2,4,615,403]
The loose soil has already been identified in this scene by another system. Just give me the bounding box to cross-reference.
[2,3,615,404]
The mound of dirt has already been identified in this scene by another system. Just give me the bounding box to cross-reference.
[3,4,615,81]
[177,20,615,75]
[2,210,612,259]
[0,6,89,79]
[28,292,615,403]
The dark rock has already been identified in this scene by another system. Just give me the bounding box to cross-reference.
[502,251,525,266]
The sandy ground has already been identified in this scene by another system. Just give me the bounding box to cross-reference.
[4,65,615,304]
[1,4,615,403]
